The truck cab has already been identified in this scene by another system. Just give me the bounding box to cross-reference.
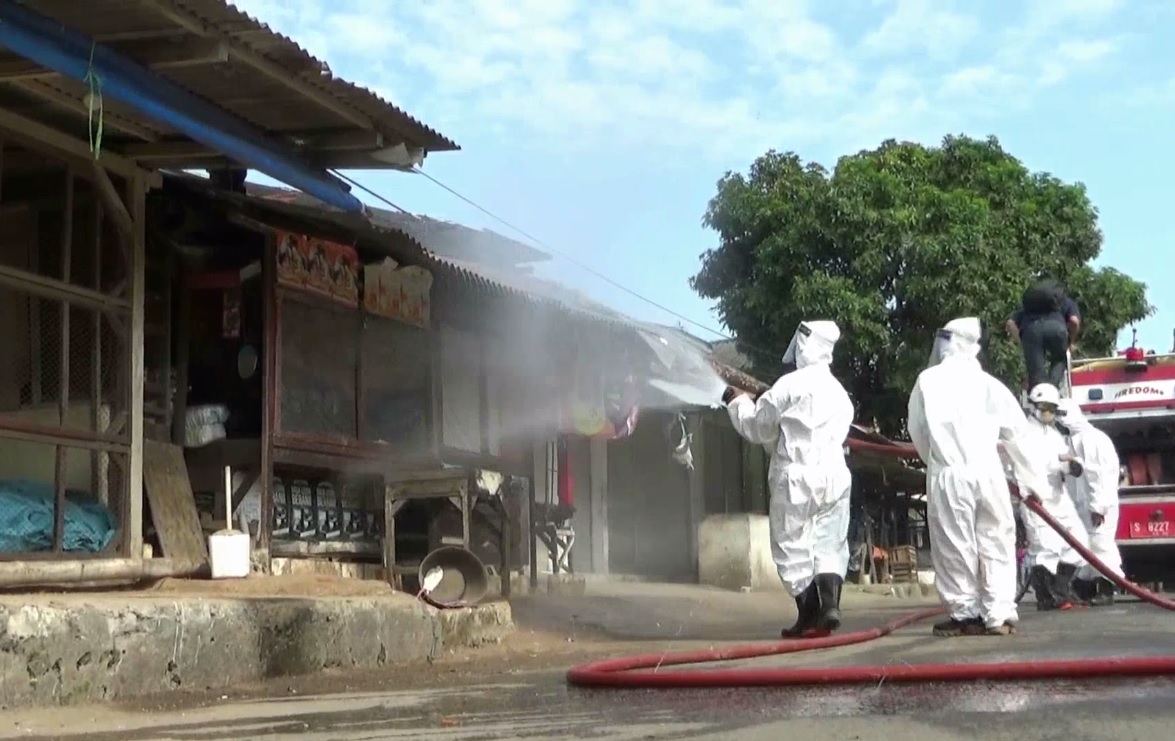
[1069,343,1175,583]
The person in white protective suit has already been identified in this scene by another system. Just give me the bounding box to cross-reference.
[1056,397,1122,606]
[722,320,855,639]
[907,317,1053,637]
[1021,383,1091,610]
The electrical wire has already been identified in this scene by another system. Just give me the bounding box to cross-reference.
[407,166,746,346]
[331,169,410,214]
[332,166,777,366]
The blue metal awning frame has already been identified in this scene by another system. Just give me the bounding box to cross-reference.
[0,0,365,213]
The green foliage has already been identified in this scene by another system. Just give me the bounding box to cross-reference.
[692,135,1152,437]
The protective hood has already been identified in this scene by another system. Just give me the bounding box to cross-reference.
[927,317,982,368]
[781,320,840,370]
[1056,398,1091,434]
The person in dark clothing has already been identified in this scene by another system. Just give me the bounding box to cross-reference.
[1005,280,1081,389]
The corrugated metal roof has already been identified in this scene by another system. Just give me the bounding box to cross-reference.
[249,183,551,268]
[164,174,641,334]
[0,0,457,170]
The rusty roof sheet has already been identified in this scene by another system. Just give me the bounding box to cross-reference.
[248,183,551,268]
[0,0,457,170]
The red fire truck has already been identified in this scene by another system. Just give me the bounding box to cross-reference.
[1069,337,1175,584]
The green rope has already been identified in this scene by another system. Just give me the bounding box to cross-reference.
[83,42,103,159]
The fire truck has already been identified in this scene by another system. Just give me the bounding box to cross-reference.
[1069,333,1175,585]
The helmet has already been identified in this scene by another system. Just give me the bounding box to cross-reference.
[1028,383,1061,424]
[1028,384,1061,406]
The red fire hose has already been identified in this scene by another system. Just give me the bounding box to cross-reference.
[566,442,1175,689]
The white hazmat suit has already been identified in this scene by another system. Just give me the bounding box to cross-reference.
[725,320,854,637]
[1058,398,1123,603]
[1019,384,1090,610]
[907,318,1052,636]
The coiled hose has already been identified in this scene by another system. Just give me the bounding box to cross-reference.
[566,440,1175,689]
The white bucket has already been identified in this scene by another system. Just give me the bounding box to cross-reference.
[208,530,251,579]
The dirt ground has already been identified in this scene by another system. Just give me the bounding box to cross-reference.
[142,574,402,598]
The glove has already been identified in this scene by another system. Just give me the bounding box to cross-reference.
[1090,511,1105,528]
[721,386,739,405]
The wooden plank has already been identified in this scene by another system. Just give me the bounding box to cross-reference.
[0,107,157,185]
[126,176,147,559]
[53,170,74,552]
[382,495,407,590]
[142,439,208,564]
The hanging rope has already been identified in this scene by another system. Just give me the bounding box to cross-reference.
[83,42,103,159]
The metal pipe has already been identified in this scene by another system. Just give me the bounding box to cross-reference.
[0,1,364,213]
[0,556,205,588]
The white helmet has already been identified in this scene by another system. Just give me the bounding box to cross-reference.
[1028,383,1061,424]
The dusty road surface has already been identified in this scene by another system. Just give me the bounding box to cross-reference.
[6,582,1175,740]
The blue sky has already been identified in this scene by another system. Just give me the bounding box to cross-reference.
[233,0,1175,352]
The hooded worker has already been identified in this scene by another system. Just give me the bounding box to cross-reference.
[1056,397,1122,605]
[721,320,854,639]
[1021,384,1091,610]
[907,317,1052,637]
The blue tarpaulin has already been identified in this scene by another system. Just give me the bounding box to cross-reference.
[0,479,118,553]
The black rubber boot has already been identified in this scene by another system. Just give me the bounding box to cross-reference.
[1031,565,1062,610]
[814,573,843,633]
[1072,578,1097,603]
[1089,577,1116,607]
[1054,563,1084,607]
[781,583,820,638]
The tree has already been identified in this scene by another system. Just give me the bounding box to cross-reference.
[692,135,1151,437]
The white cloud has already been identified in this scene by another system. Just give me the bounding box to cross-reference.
[862,0,980,60]
[227,0,1129,163]
[1037,38,1119,86]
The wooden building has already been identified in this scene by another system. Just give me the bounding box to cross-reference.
[0,0,456,587]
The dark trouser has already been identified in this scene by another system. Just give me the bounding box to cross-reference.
[1021,317,1068,390]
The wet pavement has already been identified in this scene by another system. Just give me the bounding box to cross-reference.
[6,595,1175,740]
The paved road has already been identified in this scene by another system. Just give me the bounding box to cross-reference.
[7,598,1175,740]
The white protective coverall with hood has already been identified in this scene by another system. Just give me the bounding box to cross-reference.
[907,317,1053,636]
[1020,384,1090,609]
[725,320,855,638]
[1057,397,1123,602]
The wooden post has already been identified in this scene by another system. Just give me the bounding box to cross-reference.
[478,339,490,457]
[91,204,105,504]
[158,244,174,437]
[53,169,74,551]
[528,440,540,590]
[356,313,367,441]
[126,173,147,561]
[170,263,190,446]
[257,235,276,567]
[686,412,706,579]
[427,323,442,459]
[590,436,610,575]
[382,490,406,591]
[29,210,41,405]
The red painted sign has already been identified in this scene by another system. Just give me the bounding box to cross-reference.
[1114,385,1167,400]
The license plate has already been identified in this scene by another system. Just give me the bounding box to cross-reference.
[1130,520,1172,537]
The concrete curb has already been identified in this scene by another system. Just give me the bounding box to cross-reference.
[0,596,513,710]
[439,600,514,648]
